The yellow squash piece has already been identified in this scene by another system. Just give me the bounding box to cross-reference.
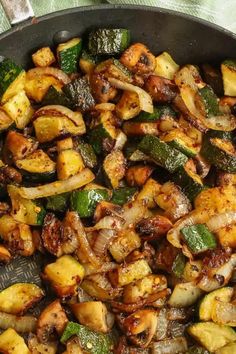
[0,328,30,354]
[155,51,179,80]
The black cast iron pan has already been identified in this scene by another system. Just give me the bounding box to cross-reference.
[0,3,236,290]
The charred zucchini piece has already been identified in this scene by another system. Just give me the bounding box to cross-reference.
[74,139,97,169]
[155,51,179,80]
[79,50,98,74]
[116,91,140,120]
[43,255,85,298]
[173,164,204,201]
[95,58,132,83]
[188,322,236,352]
[33,115,86,143]
[197,85,219,117]
[32,46,56,67]
[5,130,38,161]
[206,129,233,140]
[63,77,95,111]
[199,287,233,321]
[57,37,82,74]
[168,282,203,308]
[0,283,44,315]
[109,259,151,286]
[111,187,137,205]
[3,90,34,129]
[0,328,30,354]
[46,193,70,212]
[172,253,186,278]
[103,150,126,188]
[57,149,85,180]
[42,85,72,108]
[71,301,113,333]
[108,229,141,263]
[221,60,236,96]
[70,189,110,218]
[139,135,188,173]
[0,108,13,132]
[88,28,130,55]
[162,128,198,157]
[202,63,223,97]
[0,58,25,103]
[88,121,116,155]
[8,185,46,226]
[201,137,236,172]
[123,121,160,137]
[61,322,115,354]
[181,224,217,254]
[15,149,56,183]
[133,105,176,122]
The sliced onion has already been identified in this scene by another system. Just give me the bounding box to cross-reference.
[93,229,117,257]
[114,129,127,150]
[27,67,70,84]
[66,211,101,268]
[34,105,83,127]
[84,262,118,276]
[0,312,37,333]
[205,114,236,131]
[95,103,116,111]
[167,209,209,250]
[154,308,168,341]
[197,254,236,292]
[18,168,95,199]
[152,337,188,354]
[206,211,236,232]
[108,77,153,113]
[86,216,124,231]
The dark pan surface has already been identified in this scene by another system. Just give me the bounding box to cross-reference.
[0,4,236,290]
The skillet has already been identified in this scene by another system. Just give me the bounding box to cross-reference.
[0,2,235,291]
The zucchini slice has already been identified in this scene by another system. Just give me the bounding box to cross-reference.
[173,163,204,201]
[44,255,85,298]
[188,322,236,352]
[74,140,97,169]
[57,37,82,74]
[111,187,137,206]
[138,135,188,173]
[70,189,110,218]
[154,51,179,80]
[199,287,233,321]
[0,328,30,354]
[79,50,98,74]
[63,77,95,111]
[201,137,236,172]
[95,58,132,83]
[221,60,236,96]
[33,115,86,143]
[88,28,130,55]
[46,193,70,213]
[8,185,46,226]
[103,150,126,188]
[168,282,203,307]
[15,149,56,183]
[57,149,85,180]
[3,90,34,129]
[0,58,25,103]
[133,105,176,122]
[161,128,198,157]
[196,85,219,117]
[116,91,140,120]
[181,223,217,254]
[42,85,72,108]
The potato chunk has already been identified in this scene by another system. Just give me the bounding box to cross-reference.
[32,47,56,67]
[0,328,30,354]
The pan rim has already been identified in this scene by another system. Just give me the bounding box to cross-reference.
[0,4,235,41]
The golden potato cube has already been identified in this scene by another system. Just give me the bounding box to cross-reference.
[32,47,56,67]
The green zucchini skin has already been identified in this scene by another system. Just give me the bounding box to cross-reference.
[205,129,233,140]
[57,38,82,74]
[168,140,196,158]
[0,59,23,99]
[88,124,114,155]
[21,170,56,184]
[88,29,130,55]
[173,166,205,201]
[46,193,70,213]
[63,77,95,111]
[70,189,110,218]
[138,135,188,173]
[172,253,186,278]
[61,322,114,354]
[74,140,97,169]
[181,224,217,254]
[198,85,219,117]
[35,202,46,225]
[111,187,137,205]
[133,105,176,122]
[201,137,236,172]
[42,86,72,108]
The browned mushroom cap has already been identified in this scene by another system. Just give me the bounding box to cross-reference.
[37,300,68,343]
[120,43,156,75]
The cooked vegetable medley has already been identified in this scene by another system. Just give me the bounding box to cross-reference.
[0,27,236,353]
